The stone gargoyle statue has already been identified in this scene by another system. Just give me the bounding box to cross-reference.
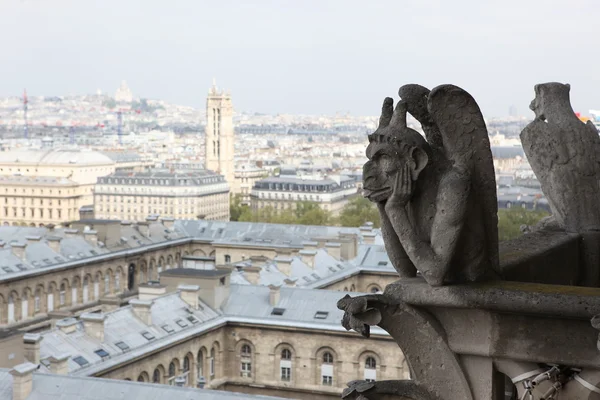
[362,84,499,286]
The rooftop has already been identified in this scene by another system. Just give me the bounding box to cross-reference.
[0,149,115,166]
[0,368,286,400]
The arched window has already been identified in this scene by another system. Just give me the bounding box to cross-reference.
[59,284,66,306]
[240,344,252,377]
[369,285,381,294]
[241,344,251,356]
[34,289,41,313]
[366,357,376,369]
[7,294,15,323]
[115,271,121,292]
[93,275,100,299]
[104,274,110,294]
[321,351,334,386]
[168,362,176,385]
[83,277,89,303]
[364,356,377,382]
[137,374,145,382]
[197,349,205,380]
[152,367,161,383]
[210,348,215,377]
[224,254,231,263]
[183,357,190,373]
[280,348,292,381]
[350,284,356,292]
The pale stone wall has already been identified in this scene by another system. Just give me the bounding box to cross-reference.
[97,324,408,398]
[320,273,399,294]
[94,188,230,222]
[0,182,94,227]
[0,246,186,328]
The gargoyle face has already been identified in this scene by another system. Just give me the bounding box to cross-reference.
[363,159,393,203]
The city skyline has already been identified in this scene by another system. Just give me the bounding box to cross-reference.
[1,0,599,117]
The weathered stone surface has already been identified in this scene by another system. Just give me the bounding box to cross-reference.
[338,293,474,400]
[521,83,600,287]
[362,84,498,286]
[499,229,580,285]
[342,380,441,400]
[521,82,600,233]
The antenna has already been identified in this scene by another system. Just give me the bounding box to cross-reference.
[23,89,28,139]
[117,110,123,145]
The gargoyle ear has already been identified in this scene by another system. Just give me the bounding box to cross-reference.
[409,147,429,181]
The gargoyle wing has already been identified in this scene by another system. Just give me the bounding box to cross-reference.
[398,84,444,151]
[427,84,500,272]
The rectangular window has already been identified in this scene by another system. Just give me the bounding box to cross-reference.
[241,361,252,377]
[281,367,291,381]
[321,364,334,385]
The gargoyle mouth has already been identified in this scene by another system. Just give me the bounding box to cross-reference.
[363,186,392,202]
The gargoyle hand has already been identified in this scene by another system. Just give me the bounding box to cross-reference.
[386,163,412,209]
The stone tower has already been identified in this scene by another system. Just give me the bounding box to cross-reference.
[205,79,234,184]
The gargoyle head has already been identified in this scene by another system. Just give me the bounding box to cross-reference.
[363,98,431,203]
[530,82,573,122]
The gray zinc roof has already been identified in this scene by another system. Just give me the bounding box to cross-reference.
[0,369,286,400]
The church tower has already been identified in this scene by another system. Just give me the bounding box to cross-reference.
[205,79,235,184]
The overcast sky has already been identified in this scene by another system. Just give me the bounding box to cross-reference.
[1,0,598,117]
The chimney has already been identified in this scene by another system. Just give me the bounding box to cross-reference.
[130,299,153,325]
[138,282,167,301]
[244,266,261,285]
[284,278,297,287]
[339,232,359,259]
[161,217,175,229]
[83,230,98,245]
[80,312,105,341]
[299,249,317,269]
[25,235,41,246]
[360,224,373,233]
[56,318,78,334]
[178,285,200,309]
[363,232,376,245]
[79,206,95,220]
[9,362,37,400]
[11,242,27,260]
[23,333,43,365]
[249,255,268,268]
[48,353,70,375]
[268,284,281,306]
[46,236,61,253]
[274,256,293,276]
[325,242,342,260]
[64,229,79,238]
[137,222,150,237]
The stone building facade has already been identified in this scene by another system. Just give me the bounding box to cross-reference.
[0,218,400,398]
[94,169,230,222]
[250,175,358,216]
[0,149,116,227]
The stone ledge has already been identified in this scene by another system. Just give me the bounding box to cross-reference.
[385,277,600,319]
[500,229,580,285]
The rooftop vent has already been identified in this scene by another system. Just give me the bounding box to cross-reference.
[271,307,286,316]
[114,341,130,352]
[314,311,329,319]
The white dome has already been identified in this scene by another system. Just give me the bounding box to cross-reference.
[0,149,115,166]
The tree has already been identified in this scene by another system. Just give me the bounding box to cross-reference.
[338,196,381,228]
[229,194,245,221]
[497,208,549,241]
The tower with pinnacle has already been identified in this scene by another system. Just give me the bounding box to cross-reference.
[205,79,235,184]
